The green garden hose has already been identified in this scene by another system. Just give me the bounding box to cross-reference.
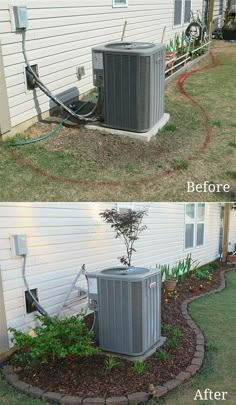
[10,95,97,147]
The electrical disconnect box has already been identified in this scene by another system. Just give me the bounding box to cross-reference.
[12,234,28,256]
[13,6,28,30]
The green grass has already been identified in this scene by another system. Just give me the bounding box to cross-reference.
[0,42,235,201]
[146,270,236,405]
[0,371,44,405]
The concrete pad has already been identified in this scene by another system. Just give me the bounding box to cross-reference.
[102,336,166,362]
[85,113,170,142]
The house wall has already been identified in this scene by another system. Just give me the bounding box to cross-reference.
[213,0,225,30]
[0,202,221,348]
[0,0,203,134]
[229,209,236,253]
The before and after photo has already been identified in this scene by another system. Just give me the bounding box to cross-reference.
[0,1,235,405]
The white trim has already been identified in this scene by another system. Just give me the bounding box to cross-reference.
[112,0,128,8]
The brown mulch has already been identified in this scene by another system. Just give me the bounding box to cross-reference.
[10,262,233,398]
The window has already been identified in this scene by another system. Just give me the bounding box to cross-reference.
[113,0,128,8]
[184,0,191,23]
[174,0,191,26]
[185,203,205,249]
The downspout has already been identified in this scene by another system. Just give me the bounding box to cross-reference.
[223,203,232,262]
[208,0,215,33]
[0,40,11,135]
[0,266,9,353]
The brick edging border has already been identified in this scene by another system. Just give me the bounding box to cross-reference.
[3,268,235,405]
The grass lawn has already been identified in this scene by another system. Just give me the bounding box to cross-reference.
[0,41,235,201]
[147,270,236,405]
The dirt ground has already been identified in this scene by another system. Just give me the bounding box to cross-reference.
[0,41,235,201]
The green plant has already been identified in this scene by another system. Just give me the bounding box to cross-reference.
[10,315,99,367]
[104,355,121,372]
[161,323,174,333]
[132,360,147,374]
[228,141,236,148]
[163,123,177,132]
[208,262,218,270]
[157,348,172,362]
[167,334,180,350]
[226,170,236,179]
[195,266,211,280]
[170,159,189,171]
[100,208,147,266]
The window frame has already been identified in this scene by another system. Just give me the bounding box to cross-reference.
[173,0,192,28]
[113,0,128,8]
[184,203,206,250]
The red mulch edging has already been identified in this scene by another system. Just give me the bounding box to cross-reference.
[3,265,235,405]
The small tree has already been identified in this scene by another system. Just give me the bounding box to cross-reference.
[100,208,148,266]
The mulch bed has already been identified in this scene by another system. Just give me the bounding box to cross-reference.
[9,261,232,398]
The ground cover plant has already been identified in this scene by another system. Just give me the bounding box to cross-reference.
[0,42,235,202]
[5,261,234,400]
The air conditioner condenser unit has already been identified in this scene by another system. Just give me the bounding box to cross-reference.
[92,42,166,133]
[87,266,161,357]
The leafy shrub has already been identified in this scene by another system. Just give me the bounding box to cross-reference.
[195,266,212,280]
[132,360,147,374]
[10,315,99,367]
[208,262,218,270]
[104,355,121,372]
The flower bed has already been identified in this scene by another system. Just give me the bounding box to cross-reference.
[4,262,234,404]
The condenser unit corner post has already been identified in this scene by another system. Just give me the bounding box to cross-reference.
[87,267,161,357]
[92,42,166,133]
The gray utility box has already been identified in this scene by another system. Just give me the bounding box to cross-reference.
[92,42,165,133]
[87,267,161,357]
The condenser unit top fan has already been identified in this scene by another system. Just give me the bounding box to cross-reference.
[100,266,150,276]
[105,42,156,52]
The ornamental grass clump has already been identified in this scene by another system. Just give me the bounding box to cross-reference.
[10,315,99,368]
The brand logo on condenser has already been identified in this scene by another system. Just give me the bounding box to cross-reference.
[187,181,231,193]
[194,389,228,401]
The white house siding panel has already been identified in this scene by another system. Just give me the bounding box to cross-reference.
[0,202,220,343]
[0,0,203,131]
[213,0,225,30]
[229,210,236,253]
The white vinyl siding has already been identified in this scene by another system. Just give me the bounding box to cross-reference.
[213,0,227,30]
[229,210,236,253]
[0,202,221,347]
[0,0,204,133]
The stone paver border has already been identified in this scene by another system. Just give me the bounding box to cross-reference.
[2,268,234,404]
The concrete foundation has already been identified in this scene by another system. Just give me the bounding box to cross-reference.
[86,113,170,142]
[102,336,166,362]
